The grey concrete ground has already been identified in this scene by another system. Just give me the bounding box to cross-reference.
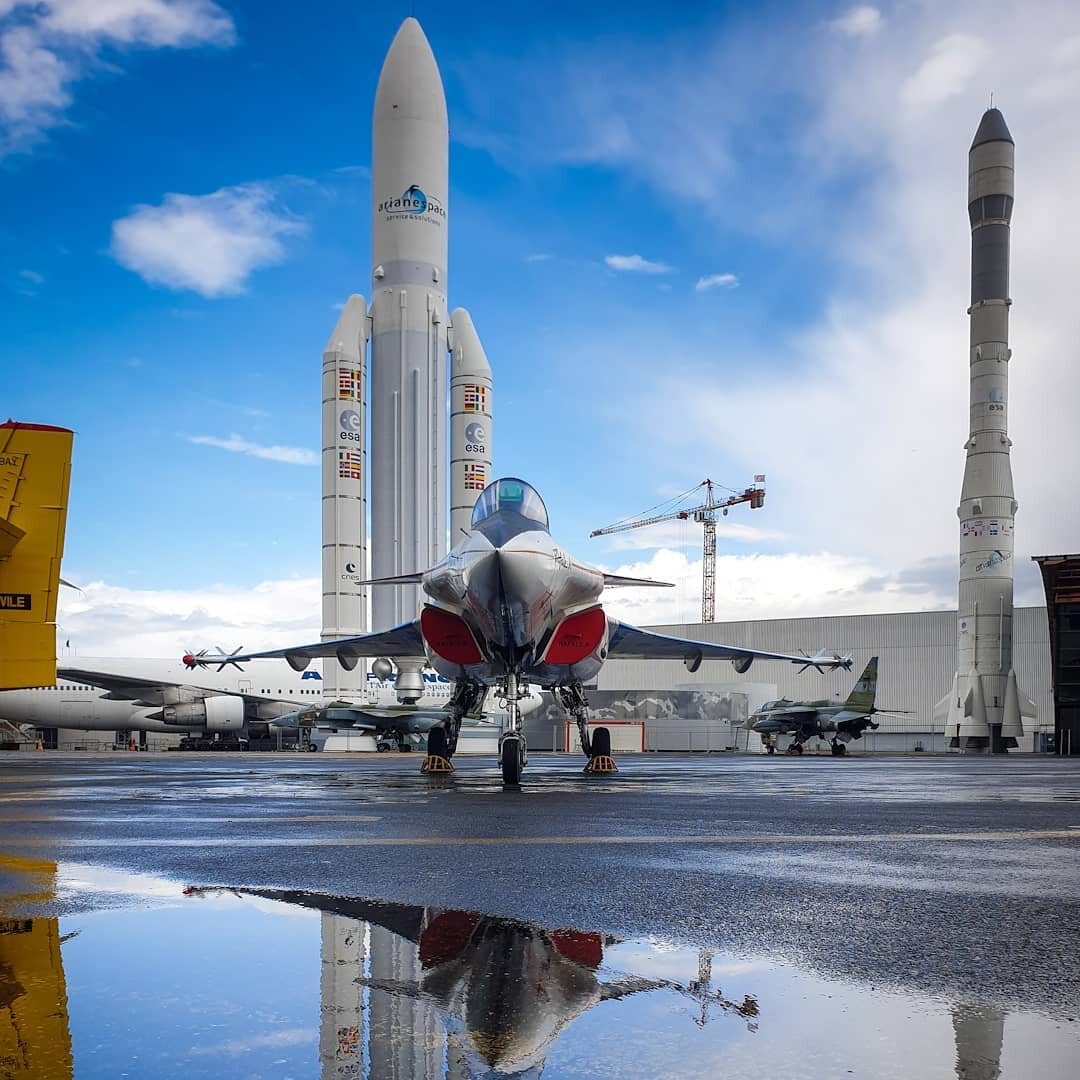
[1,752,1078,1015]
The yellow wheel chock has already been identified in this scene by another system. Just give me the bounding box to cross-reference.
[421,755,454,773]
[584,755,618,773]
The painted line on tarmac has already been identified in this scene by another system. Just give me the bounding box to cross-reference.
[3,829,1078,849]
[0,815,382,824]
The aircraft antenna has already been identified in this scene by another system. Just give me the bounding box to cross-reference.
[589,476,766,623]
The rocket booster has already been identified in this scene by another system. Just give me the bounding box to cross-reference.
[449,307,493,542]
[321,296,369,702]
[935,107,1036,750]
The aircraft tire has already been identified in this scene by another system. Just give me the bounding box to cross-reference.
[591,726,612,759]
[766,744,775,755]
[501,735,523,785]
[426,727,448,759]
[832,742,846,757]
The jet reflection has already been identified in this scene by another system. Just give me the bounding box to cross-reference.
[184,888,758,1078]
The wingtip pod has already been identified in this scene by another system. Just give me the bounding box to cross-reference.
[181,646,245,672]
[796,650,853,673]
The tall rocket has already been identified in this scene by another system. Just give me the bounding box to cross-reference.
[935,107,1036,751]
[321,18,492,705]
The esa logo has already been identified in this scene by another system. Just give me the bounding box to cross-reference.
[464,421,485,453]
[339,409,362,443]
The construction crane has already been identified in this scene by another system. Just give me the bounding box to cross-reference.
[590,477,765,623]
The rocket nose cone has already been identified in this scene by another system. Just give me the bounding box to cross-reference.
[971,107,1014,150]
[450,307,492,379]
[374,17,447,125]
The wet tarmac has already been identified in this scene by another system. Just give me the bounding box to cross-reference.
[1,752,1078,1077]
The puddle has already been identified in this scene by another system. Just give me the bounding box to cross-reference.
[0,855,1076,1079]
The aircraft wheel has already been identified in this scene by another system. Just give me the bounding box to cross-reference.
[832,742,846,757]
[789,742,804,756]
[766,743,775,755]
[591,726,612,759]
[426,727,448,759]
[501,735,523,786]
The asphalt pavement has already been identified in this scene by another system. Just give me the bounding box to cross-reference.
[1,750,1078,1014]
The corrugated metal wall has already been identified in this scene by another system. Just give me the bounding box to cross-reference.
[596,607,1052,741]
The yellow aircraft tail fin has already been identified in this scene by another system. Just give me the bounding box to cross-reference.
[0,421,74,689]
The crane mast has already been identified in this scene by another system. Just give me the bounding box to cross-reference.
[590,477,766,623]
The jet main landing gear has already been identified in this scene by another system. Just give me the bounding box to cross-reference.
[420,681,486,775]
[557,683,618,774]
[830,739,847,757]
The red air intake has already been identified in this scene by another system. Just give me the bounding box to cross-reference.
[543,606,606,665]
[421,606,484,665]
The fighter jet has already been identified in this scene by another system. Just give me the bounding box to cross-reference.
[749,656,909,756]
[186,478,851,784]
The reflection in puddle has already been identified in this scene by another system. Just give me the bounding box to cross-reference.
[0,856,1076,1078]
[185,887,758,1077]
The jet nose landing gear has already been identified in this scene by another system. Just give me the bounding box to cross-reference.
[500,732,526,785]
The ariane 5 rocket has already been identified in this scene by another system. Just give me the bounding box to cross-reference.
[935,107,1037,751]
[321,18,493,704]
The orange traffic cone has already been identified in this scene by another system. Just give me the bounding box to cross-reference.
[128,738,137,751]
[35,738,44,752]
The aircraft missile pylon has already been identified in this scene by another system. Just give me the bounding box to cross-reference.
[934,107,1037,751]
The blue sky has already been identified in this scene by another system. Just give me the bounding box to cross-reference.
[3,0,1078,654]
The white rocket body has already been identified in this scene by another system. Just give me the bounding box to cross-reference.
[321,296,369,702]
[369,18,450,635]
[321,19,493,705]
[935,109,1036,750]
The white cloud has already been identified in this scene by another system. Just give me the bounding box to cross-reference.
[695,272,738,291]
[900,33,987,108]
[19,268,42,283]
[525,252,553,263]
[596,520,787,552]
[192,1029,318,1057]
[831,5,882,37]
[59,577,321,658]
[187,434,318,466]
[0,2,234,153]
[41,0,235,47]
[605,253,673,274]
[111,184,305,297]
[599,548,954,628]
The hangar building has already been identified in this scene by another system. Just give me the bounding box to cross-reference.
[527,607,1052,753]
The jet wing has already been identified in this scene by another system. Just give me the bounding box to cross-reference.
[187,620,426,673]
[605,622,852,674]
[602,574,674,588]
[55,666,270,706]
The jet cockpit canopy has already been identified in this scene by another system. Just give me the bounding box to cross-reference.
[471,478,549,530]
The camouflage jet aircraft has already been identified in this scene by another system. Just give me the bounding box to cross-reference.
[749,657,910,756]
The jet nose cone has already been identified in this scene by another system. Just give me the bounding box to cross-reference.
[375,17,447,124]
